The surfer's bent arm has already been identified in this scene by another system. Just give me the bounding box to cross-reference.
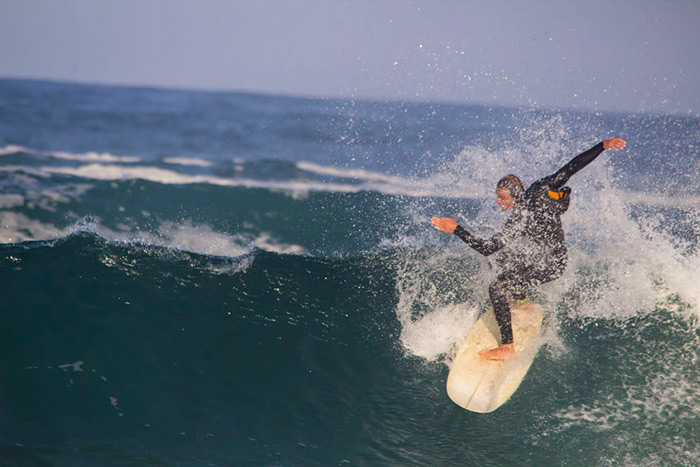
[546,142,605,189]
[546,138,626,189]
[454,225,503,256]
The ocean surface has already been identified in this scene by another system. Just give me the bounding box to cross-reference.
[1,78,699,466]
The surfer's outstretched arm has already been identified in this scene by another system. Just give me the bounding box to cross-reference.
[453,225,503,256]
[431,217,503,256]
[546,137,626,189]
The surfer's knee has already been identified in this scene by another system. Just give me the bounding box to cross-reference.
[489,281,507,300]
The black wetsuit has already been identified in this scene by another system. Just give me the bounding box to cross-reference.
[454,142,606,345]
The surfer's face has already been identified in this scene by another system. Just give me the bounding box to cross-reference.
[496,188,516,211]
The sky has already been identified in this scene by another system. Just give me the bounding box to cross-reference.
[1,0,699,115]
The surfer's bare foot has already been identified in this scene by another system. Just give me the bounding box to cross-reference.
[479,343,516,361]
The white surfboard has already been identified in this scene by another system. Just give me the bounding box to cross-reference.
[446,304,544,413]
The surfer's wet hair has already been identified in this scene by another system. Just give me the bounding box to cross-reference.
[496,174,524,199]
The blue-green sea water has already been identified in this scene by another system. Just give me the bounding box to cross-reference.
[1,79,699,466]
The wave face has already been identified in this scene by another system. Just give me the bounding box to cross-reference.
[1,79,700,465]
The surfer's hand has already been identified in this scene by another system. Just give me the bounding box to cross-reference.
[603,138,626,151]
[431,217,457,234]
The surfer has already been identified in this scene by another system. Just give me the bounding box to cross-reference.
[432,138,627,360]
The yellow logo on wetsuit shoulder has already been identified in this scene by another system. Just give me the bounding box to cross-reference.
[547,189,570,200]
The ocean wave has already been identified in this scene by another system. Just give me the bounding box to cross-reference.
[1,144,483,198]
[296,160,409,185]
[163,157,213,167]
[40,162,478,198]
[0,144,140,163]
[0,213,304,260]
[0,144,38,156]
[50,150,140,163]
[2,219,699,466]
[5,144,697,208]
[5,77,700,466]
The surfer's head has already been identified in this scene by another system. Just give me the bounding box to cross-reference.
[496,174,523,211]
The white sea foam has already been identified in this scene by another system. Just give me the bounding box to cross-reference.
[163,157,213,167]
[0,181,93,213]
[83,219,306,259]
[297,161,410,184]
[625,190,700,209]
[58,361,84,372]
[0,194,25,209]
[69,219,254,259]
[0,164,52,178]
[556,174,700,317]
[0,144,38,156]
[42,162,468,198]
[253,233,305,255]
[0,144,141,163]
[399,302,478,362]
[0,211,69,243]
[154,222,251,258]
[49,151,140,163]
[393,245,487,362]
[44,164,198,184]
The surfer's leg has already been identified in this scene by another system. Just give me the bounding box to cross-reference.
[489,280,514,345]
[478,278,517,360]
[479,264,542,360]
[480,257,567,361]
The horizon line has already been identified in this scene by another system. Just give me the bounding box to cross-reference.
[1,74,697,119]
